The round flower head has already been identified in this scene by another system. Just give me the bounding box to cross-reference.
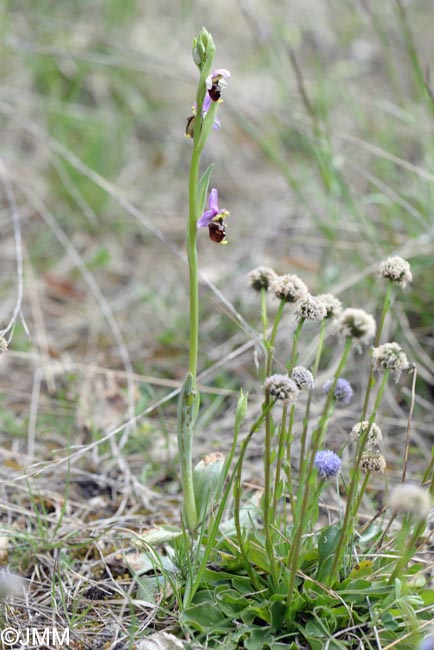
[335,308,376,347]
[350,421,382,448]
[420,635,434,650]
[317,293,343,319]
[372,342,409,381]
[360,451,387,474]
[323,377,354,407]
[291,366,315,391]
[270,274,308,304]
[248,266,277,292]
[378,256,412,288]
[0,336,7,353]
[390,484,431,520]
[264,374,299,404]
[295,294,327,322]
[314,450,341,479]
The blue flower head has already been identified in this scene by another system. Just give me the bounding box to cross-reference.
[314,450,341,480]
[419,636,434,650]
[323,377,354,407]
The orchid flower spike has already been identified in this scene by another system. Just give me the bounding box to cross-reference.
[197,188,230,244]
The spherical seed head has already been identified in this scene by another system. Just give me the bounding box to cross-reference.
[270,274,308,303]
[378,256,412,288]
[390,484,432,520]
[264,374,299,404]
[335,308,376,347]
[295,294,327,322]
[291,366,315,391]
[317,293,343,319]
[314,450,342,479]
[351,421,383,448]
[323,377,354,406]
[0,336,7,353]
[372,342,409,381]
[360,451,387,474]
[248,266,277,292]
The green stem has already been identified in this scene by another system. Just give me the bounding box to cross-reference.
[260,287,268,342]
[266,299,286,375]
[299,320,326,474]
[187,145,202,383]
[288,318,304,371]
[361,282,392,420]
[329,370,390,581]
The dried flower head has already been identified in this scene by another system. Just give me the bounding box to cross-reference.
[0,336,7,353]
[264,374,299,404]
[270,274,308,304]
[335,308,376,347]
[372,342,409,381]
[295,294,327,322]
[323,377,354,407]
[291,366,315,391]
[378,256,412,288]
[390,484,432,520]
[317,293,343,319]
[314,450,342,479]
[351,421,383,448]
[360,451,387,474]
[248,267,277,292]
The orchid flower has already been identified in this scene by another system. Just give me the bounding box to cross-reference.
[197,188,229,244]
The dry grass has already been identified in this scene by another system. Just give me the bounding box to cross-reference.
[1,0,434,646]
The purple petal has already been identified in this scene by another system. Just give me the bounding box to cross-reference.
[213,68,231,79]
[202,94,212,113]
[208,188,219,212]
[197,209,215,228]
[213,115,221,131]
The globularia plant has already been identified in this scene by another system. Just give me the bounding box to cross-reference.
[136,29,434,650]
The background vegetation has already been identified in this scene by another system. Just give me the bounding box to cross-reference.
[1,0,433,647]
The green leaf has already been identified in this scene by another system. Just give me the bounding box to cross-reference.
[317,525,340,582]
[197,163,214,217]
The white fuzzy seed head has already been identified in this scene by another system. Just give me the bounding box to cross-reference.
[350,421,383,448]
[372,342,409,381]
[360,451,387,474]
[295,294,327,322]
[291,366,315,391]
[335,308,376,347]
[378,256,412,288]
[270,274,308,304]
[317,293,343,319]
[248,266,278,292]
[264,374,299,404]
[390,484,432,520]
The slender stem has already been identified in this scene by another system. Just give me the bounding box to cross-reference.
[263,393,278,587]
[187,146,202,383]
[299,320,326,473]
[284,404,296,519]
[266,299,286,376]
[260,288,268,341]
[361,282,392,420]
[272,404,288,516]
[288,318,304,371]
[388,515,426,584]
[329,370,390,581]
